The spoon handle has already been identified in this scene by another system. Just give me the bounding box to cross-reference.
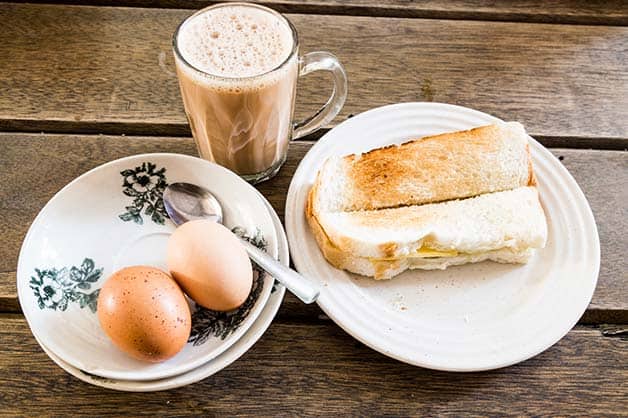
[240,240,320,304]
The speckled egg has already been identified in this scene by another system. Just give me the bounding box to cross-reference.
[97,266,191,363]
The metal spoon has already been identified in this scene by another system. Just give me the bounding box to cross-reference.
[163,182,320,304]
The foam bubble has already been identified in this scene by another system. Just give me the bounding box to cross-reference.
[177,5,293,79]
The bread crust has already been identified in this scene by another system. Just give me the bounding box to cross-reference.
[526,141,537,186]
[306,187,358,272]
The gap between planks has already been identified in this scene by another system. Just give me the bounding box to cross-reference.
[0,311,624,335]
[5,311,624,352]
[5,0,628,26]
[0,126,627,151]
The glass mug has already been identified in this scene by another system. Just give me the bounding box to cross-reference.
[173,2,347,183]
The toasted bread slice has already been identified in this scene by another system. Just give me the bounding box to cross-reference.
[311,122,535,214]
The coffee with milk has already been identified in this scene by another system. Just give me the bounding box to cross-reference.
[174,3,346,183]
[175,5,297,178]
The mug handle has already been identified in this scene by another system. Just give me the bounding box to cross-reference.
[292,52,348,140]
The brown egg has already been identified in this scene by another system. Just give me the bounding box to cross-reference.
[167,220,253,311]
[97,266,191,363]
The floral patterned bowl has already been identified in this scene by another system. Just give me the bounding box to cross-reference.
[17,153,278,381]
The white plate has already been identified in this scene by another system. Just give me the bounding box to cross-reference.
[33,192,287,391]
[286,102,600,371]
[18,153,277,381]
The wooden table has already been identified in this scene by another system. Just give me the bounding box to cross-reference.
[1,1,626,415]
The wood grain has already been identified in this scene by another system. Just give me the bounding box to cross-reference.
[0,315,626,415]
[0,4,627,142]
[9,0,628,25]
[552,148,628,324]
[0,133,626,322]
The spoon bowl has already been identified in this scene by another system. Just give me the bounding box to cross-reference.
[164,182,223,225]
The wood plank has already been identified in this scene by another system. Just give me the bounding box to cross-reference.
[553,148,628,324]
[0,133,626,323]
[0,4,627,142]
[9,0,628,25]
[0,315,626,415]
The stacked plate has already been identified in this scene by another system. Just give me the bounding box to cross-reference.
[17,154,286,391]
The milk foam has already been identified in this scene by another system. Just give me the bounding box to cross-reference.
[178,5,293,79]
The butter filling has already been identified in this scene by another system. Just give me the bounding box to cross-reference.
[370,247,459,262]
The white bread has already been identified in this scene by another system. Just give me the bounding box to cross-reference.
[307,187,547,279]
[311,122,535,214]
[308,187,547,279]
